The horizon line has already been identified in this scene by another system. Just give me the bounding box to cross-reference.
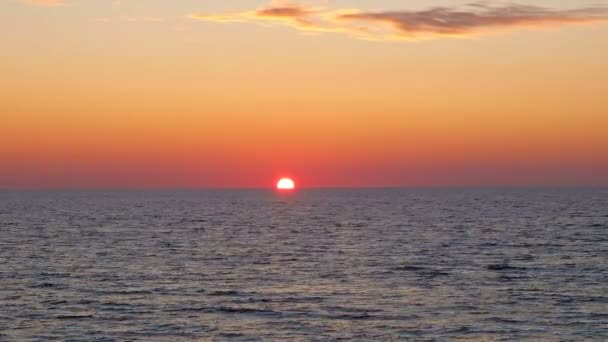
[1,185,607,191]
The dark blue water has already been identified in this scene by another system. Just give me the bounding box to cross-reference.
[1,189,607,341]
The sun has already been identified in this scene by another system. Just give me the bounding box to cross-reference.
[276,178,295,190]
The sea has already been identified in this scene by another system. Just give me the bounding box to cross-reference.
[0,188,606,341]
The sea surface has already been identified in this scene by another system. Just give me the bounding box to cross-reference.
[0,189,607,341]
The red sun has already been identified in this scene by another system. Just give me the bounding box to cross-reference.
[276,178,295,190]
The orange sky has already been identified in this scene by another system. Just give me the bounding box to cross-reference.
[1,1,608,188]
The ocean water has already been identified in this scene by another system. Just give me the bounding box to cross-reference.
[0,189,607,341]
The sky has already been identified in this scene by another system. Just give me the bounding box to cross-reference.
[1,0,608,188]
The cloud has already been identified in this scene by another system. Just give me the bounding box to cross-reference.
[22,0,65,6]
[256,4,316,19]
[337,3,608,37]
[190,2,608,41]
[190,3,326,30]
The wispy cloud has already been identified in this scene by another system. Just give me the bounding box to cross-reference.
[190,2,608,41]
[190,3,326,29]
[22,0,65,6]
[337,3,608,37]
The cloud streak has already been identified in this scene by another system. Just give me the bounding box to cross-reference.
[190,3,331,32]
[22,0,65,6]
[191,2,608,41]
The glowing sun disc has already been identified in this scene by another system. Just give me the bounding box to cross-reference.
[277,178,295,190]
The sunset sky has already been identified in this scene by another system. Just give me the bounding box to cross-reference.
[1,0,607,188]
